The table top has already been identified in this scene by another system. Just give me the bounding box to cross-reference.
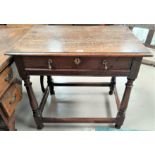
[0,28,29,72]
[7,25,152,57]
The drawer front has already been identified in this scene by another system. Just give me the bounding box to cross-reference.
[23,56,132,71]
[0,83,22,117]
[0,63,19,97]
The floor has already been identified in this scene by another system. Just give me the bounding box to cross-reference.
[132,27,155,66]
[15,64,155,131]
[132,27,155,45]
[142,48,155,66]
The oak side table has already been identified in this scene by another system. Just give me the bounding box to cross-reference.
[6,25,152,129]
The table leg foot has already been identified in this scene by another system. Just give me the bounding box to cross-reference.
[115,110,125,129]
[33,109,44,129]
[115,124,121,129]
[109,91,113,95]
[37,123,44,130]
[24,76,44,129]
[115,78,134,128]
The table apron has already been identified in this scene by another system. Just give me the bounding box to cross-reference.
[24,68,130,76]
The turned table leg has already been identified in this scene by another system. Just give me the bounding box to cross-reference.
[109,76,116,95]
[47,76,55,95]
[115,78,134,129]
[40,75,45,93]
[24,76,44,129]
[40,76,55,95]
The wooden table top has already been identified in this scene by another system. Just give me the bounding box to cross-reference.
[7,25,152,57]
[0,28,29,72]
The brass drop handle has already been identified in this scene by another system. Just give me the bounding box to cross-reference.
[102,60,108,70]
[9,95,16,105]
[74,58,81,65]
[48,59,53,69]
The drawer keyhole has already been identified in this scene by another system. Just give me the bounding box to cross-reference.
[103,60,108,70]
[74,58,81,65]
[48,59,53,69]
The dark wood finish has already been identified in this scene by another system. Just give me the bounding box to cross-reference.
[47,76,55,95]
[40,76,45,93]
[115,78,134,128]
[53,82,111,87]
[109,76,116,95]
[23,76,44,129]
[22,56,133,70]
[25,68,131,76]
[40,76,55,94]
[128,57,143,79]
[6,25,152,129]
[113,87,120,110]
[42,117,116,123]
[8,25,152,57]
[39,87,49,113]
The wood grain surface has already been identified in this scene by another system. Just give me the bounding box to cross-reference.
[0,83,22,117]
[7,25,152,57]
[0,28,29,72]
